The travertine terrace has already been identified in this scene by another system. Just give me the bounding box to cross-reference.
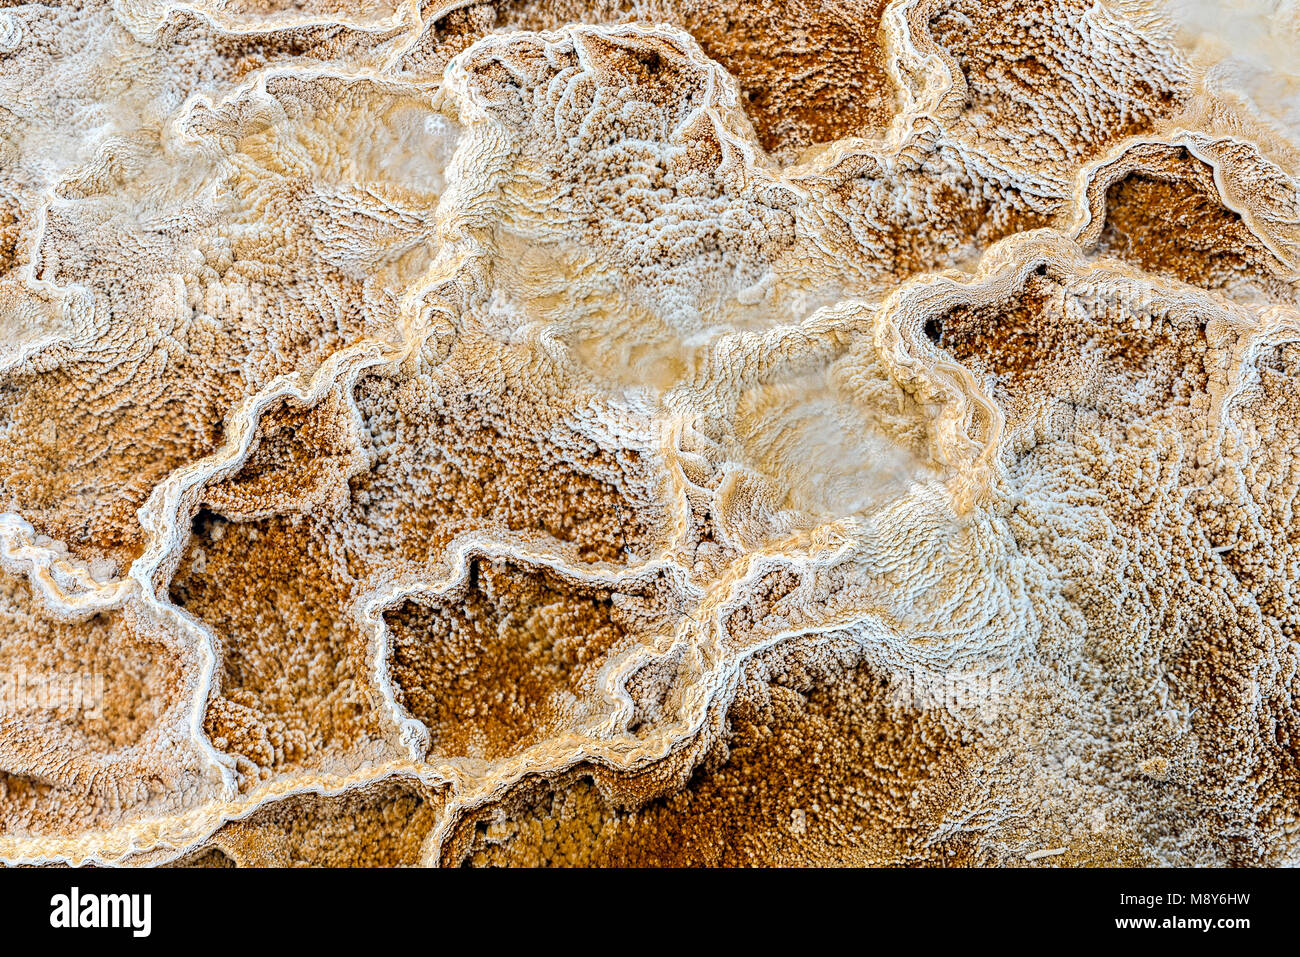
[1,0,1298,866]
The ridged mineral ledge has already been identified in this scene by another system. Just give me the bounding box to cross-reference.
[1,0,1299,866]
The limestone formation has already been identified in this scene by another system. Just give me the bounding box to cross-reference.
[1,0,1298,866]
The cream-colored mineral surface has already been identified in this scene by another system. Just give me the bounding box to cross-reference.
[1,0,1298,867]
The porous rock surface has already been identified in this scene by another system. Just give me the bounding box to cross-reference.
[1,0,1299,866]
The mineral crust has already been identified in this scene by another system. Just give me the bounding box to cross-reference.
[1,0,1299,866]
